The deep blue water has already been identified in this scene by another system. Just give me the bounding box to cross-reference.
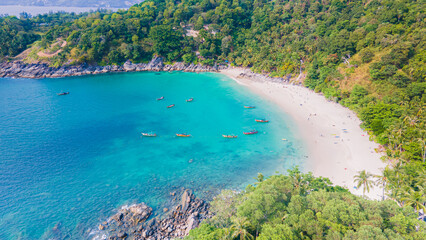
[0,72,305,239]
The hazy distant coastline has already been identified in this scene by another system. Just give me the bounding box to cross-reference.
[0,5,121,17]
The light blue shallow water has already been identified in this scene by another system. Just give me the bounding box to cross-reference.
[0,72,305,239]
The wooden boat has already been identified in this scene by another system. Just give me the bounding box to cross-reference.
[157,96,164,101]
[255,119,269,123]
[243,130,258,135]
[176,133,191,137]
[186,98,194,102]
[57,92,70,96]
[223,134,237,138]
[282,138,288,141]
[167,104,175,108]
[244,106,255,109]
[142,132,157,137]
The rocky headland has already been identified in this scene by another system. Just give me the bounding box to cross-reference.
[93,189,211,240]
[0,57,225,79]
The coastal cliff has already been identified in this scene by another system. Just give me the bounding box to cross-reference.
[0,57,224,79]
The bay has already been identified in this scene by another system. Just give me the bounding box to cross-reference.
[0,72,305,239]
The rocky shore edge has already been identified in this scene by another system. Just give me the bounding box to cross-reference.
[230,68,294,84]
[0,57,226,79]
[0,57,296,83]
[92,189,210,240]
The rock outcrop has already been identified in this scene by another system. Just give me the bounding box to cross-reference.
[95,189,210,240]
[0,57,227,79]
[235,68,293,84]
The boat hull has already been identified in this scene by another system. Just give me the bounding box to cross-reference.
[142,133,157,137]
[176,134,191,137]
[243,131,258,135]
[222,135,237,138]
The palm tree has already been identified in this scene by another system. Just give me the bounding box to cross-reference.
[391,161,405,186]
[393,121,406,153]
[230,217,254,240]
[354,170,374,197]
[388,187,405,207]
[220,228,234,240]
[417,168,426,189]
[288,166,307,195]
[403,115,418,127]
[254,173,264,184]
[375,168,390,201]
[418,137,425,163]
[400,187,426,214]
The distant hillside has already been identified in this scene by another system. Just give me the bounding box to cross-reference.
[0,0,143,8]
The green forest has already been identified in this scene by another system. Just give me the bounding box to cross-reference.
[0,0,425,238]
[186,169,426,239]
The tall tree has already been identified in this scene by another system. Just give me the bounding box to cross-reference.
[230,217,254,240]
[401,187,426,214]
[374,168,390,201]
[354,170,374,197]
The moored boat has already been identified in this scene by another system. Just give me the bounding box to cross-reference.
[243,130,258,135]
[176,133,191,137]
[244,106,255,109]
[255,119,269,123]
[157,96,164,101]
[167,104,175,108]
[57,92,70,96]
[141,132,157,137]
[222,134,237,138]
[186,98,194,102]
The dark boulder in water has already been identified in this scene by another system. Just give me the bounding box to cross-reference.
[94,189,210,240]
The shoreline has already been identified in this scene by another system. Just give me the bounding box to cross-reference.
[0,59,386,199]
[0,58,224,79]
[219,67,386,200]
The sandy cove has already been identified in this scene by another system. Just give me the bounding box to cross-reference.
[220,68,386,200]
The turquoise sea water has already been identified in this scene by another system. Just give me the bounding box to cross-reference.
[0,72,305,239]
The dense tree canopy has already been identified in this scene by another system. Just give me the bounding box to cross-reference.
[0,11,106,60]
[0,16,39,57]
[186,169,426,239]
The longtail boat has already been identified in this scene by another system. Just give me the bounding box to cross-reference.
[255,119,269,123]
[167,104,175,108]
[57,92,70,96]
[244,106,256,109]
[157,96,164,101]
[243,130,258,135]
[186,98,194,102]
[176,133,191,137]
[141,132,157,137]
[222,134,237,138]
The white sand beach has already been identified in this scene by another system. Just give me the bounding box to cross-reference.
[220,67,386,200]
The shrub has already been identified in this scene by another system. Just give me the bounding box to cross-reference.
[360,49,375,63]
